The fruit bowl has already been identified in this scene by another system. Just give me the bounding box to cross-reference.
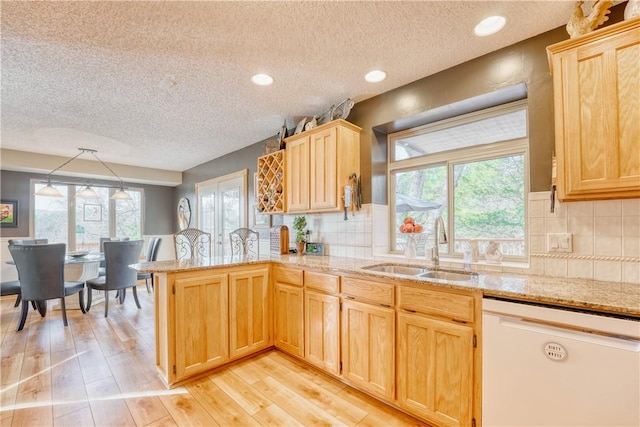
[398,217,424,234]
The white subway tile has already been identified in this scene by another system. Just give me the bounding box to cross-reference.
[568,216,593,236]
[545,258,567,277]
[594,236,622,257]
[568,259,594,280]
[594,200,622,217]
[573,235,594,255]
[594,260,622,282]
[528,257,545,275]
[529,200,545,218]
[545,217,568,233]
[567,201,594,217]
[529,218,545,236]
[594,217,622,237]
[622,199,640,216]
[623,215,640,237]
[530,235,545,253]
[623,237,640,258]
[622,262,640,284]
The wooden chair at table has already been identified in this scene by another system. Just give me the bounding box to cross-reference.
[173,228,211,260]
[229,228,259,256]
[137,237,162,292]
[86,240,143,317]
[3,238,49,307]
[8,243,86,331]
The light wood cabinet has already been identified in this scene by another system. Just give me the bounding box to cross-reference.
[547,18,640,201]
[304,271,341,375]
[396,284,481,427]
[228,267,271,358]
[274,266,304,357]
[397,311,474,427]
[341,299,395,400]
[174,272,229,381]
[285,119,361,213]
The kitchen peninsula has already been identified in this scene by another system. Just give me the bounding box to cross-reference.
[133,254,640,427]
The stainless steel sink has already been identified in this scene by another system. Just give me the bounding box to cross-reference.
[420,270,476,282]
[361,264,430,276]
[361,263,477,282]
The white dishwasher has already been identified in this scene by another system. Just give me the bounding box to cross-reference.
[483,298,640,427]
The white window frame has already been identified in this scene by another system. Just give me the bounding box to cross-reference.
[30,180,145,250]
[387,100,530,261]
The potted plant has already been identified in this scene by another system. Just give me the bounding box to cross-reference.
[293,215,307,254]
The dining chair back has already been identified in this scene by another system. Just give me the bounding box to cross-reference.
[86,240,144,317]
[138,237,162,292]
[5,238,49,306]
[229,228,259,256]
[98,237,130,275]
[8,243,85,331]
[173,228,211,260]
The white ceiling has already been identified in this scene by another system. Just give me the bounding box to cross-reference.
[1,1,581,173]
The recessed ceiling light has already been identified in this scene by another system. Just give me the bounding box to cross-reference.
[365,70,387,83]
[251,74,273,86]
[474,15,506,36]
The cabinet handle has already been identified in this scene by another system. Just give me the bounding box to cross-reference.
[403,308,417,313]
[344,295,355,300]
[380,303,391,308]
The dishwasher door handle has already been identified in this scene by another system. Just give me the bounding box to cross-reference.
[492,314,640,352]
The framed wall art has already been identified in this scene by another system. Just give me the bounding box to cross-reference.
[0,200,18,228]
[83,204,102,222]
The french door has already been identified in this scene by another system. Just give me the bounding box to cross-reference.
[196,170,248,258]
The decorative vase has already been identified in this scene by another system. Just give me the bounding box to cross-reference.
[625,0,640,20]
[295,241,306,255]
[404,234,417,259]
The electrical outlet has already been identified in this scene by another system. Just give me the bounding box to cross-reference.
[547,233,573,253]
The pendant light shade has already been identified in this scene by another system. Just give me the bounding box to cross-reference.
[35,177,64,197]
[76,185,100,199]
[35,148,132,200]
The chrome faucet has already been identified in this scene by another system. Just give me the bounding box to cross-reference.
[431,216,448,268]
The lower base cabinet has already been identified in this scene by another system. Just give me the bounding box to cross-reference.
[341,299,395,400]
[229,267,271,358]
[397,311,474,427]
[274,282,304,357]
[304,289,340,375]
[174,272,229,381]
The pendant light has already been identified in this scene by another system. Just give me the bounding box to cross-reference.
[35,148,133,200]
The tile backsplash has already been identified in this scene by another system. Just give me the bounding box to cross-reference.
[529,192,639,283]
[281,192,639,284]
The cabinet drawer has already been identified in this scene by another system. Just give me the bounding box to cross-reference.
[275,266,303,287]
[342,277,394,306]
[305,271,340,294]
[397,285,474,323]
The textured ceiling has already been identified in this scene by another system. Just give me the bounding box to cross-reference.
[1,1,580,173]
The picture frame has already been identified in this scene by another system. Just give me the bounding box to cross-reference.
[0,200,18,228]
[83,204,102,222]
[294,117,306,135]
[253,205,271,229]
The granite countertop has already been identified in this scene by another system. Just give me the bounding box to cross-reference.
[132,255,640,318]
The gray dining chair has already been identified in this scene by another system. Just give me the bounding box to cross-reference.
[8,243,86,331]
[86,240,144,317]
[4,238,49,307]
[229,228,259,256]
[98,237,130,276]
[173,228,211,260]
[137,237,162,293]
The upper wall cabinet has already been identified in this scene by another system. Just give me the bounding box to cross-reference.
[285,119,361,213]
[547,17,640,202]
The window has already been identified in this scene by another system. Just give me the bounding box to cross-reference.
[389,101,528,261]
[33,182,143,252]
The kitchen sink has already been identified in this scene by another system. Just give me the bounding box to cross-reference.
[420,270,477,281]
[361,264,430,276]
[361,263,477,282]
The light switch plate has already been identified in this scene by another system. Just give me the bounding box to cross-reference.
[547,233,573,253]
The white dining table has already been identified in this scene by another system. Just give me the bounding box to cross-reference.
[54,253,104,310]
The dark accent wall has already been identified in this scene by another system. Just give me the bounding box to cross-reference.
[346,5,625,205]
[0,170,174,237]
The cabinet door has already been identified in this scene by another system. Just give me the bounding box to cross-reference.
[228,267,271,358]
[341,299,395,400]
[397,311,474,427]
[304,289,340,375]
[553,25,640,200]
[309,126,338,210]
[174,273,229,381]
[274,282,304,357]
[286,136,310,212]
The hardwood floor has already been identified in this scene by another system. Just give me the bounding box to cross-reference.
[0,287,427,427]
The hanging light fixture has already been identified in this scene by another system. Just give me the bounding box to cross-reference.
[35,148,133,200]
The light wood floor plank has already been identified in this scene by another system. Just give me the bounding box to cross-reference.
[125,396,172,427]
[253,403,304,427]
[11,406,53,427]
[266,351,348,395]
[53,405,96,427]
[253,376,348,427]
[208,369,271,416]
[186,377,261,427]
[228,352,271,385]
[338,386,428,427]
[158,393,220,427]
[143,414,178,427]
[50,348,90,419]
[85,377,137,427]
